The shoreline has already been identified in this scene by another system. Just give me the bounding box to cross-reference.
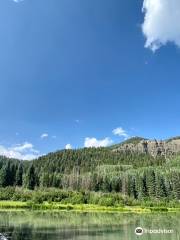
[0,201,179,213]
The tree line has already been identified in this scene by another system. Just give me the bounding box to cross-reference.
[0,148,179,201]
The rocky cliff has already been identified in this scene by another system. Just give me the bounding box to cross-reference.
[112,137,180,158]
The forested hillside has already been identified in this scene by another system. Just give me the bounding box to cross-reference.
[0,140,180,202]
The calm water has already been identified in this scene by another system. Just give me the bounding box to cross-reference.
[0,211,179,240]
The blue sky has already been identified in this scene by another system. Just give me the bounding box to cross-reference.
[0,0,180,159]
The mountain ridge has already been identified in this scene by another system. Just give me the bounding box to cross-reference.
[112,136,180,158]
[0,136,179,201]
[1,136,180,161]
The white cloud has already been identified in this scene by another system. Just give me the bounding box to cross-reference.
[13,142,34,152]
[84,137,113,148]
[12,0,24,3]
[112,127,129,139]
[40,133,48,139]
[142,0,180,51]
[65,144,73,150]
[0,142,40,160]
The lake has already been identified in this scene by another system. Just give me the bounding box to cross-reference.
[0,211,179,240]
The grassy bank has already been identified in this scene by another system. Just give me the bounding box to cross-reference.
[0,187,180,212]
[0,201,180,212]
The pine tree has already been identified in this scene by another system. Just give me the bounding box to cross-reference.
[171,171,180,200]
[146,168,156,198]
[129,176,138,199]
[0,167,6,187]
[136,173,147,199]
[16,163,23,186]
[155,174,167,199]
[0,161,12,187]
[26,165,36,190]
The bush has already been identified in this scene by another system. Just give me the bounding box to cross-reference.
[0,187,179,208]
[98,197,115,207]
[0,187,15,200]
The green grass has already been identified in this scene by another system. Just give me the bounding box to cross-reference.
[0,201,28,209]
[0,201,179,213]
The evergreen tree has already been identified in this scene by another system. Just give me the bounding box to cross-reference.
[146,168,156,198]
[171,171,180,200]
[26,164,36,190]
[136,174,147,199]
[0,167,6,187]
[0,161,12,187]
[16,163,23,186]
[155,174,167,199]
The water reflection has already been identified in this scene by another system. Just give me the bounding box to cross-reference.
[0,211,179,240]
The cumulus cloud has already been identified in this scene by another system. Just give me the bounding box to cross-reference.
[65,144,73,150]
[142,0,180,51]
[84,137,113,148]
[0,142,40,160]
[112,127,129,139]
[40,133,48,139]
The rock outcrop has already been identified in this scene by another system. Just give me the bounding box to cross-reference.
[112,137,180,158]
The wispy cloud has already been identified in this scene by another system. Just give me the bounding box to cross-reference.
[13,142,36,152]
[65,144,73,150]
[84,137,113,148]
[40,133,48,139]
[112,127,129,139]
[12,0,24,3]
[142,0,180,51]
[0,142,40,160]
[75,119,80,124]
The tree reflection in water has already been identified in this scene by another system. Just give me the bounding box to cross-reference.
[0,211,179,240]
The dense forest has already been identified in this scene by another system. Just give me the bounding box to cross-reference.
[0,142,180,203]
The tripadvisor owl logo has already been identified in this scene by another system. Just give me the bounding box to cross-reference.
[0,233,8,240]
[135,227,144,236]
